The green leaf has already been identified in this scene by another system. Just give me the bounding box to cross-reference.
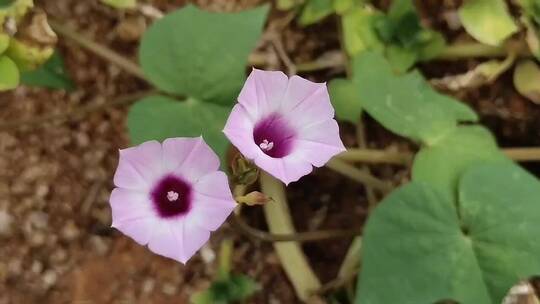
[191,274,259,304]
[328,78,362,123]
[100,0,136,9]
[518,0,540,24]
[458,0,518,46]
[352,52,477,144]
[341,6,385,56]
[139,5,268,106]
[357,164,540,303]
[412,126,508,202]
[514,59,540,104]
[458,163,540,302]
[385,44,416,72]
[0,0,15,8]
[20,51,74,90]
[0,33,9,54]
[0,55,19,91]
[299,0,334,25]
[127,95,231,161]
[417,30,446,61]
[333,0,355,14]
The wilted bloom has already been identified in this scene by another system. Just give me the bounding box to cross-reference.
[223,69,346,185]
[109,137,236,263]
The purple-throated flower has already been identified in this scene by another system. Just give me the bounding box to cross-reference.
[223,69,346,185]
[109,137,236,263]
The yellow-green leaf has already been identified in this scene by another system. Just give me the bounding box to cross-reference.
[458,0,518,46]
[514,59,540,104]
[0,55,20,91]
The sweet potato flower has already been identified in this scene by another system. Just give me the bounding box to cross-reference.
[109,137,236,263]
[223,69,346,185]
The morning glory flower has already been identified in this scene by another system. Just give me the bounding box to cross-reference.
[223,69,346,185]
[109,137,236,264]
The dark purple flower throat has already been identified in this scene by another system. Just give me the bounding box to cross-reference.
[151,175,192,218]
[253,113,296,158]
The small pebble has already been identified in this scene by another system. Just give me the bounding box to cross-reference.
[161,283,177,296]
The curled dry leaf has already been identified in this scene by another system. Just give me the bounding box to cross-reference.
[6,10,56,70]
[514,59,540,104]
[502,281,539,304]
[431,53,515,90]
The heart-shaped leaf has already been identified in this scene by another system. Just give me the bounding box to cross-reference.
[139,5,268,106]
[328,78,362,123]
[352,52,477,144]
[127,95,231,161]
[412,126,508,202]
[357,163,540,303]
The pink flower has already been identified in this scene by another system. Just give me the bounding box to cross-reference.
[109,137,236,264]
[223,69,346,185]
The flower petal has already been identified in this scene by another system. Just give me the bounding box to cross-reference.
[163,137,219,182]
[190,171,236,231]
[114,140,163,190]
[284,79,335,130]
[254,154,313,185]
[295,119,346,167]
[110,188,154,227]
[148,221,210,264]
[238,68,288,119]
[114,217,157,246]
[223,104,262,160]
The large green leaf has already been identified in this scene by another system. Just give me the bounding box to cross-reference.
[0,55,19,91]
[139,5,268,105]
[458,163,540,302]
[357,163,540,303]
[352,52,477,144]
[20,51,74,90]
[412,126,508,202]
[127,95,230,161]
[328,78,362,123]
[458,0,518,46]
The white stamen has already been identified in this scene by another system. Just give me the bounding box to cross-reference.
[259,139,274,151]
[167,191,179,202]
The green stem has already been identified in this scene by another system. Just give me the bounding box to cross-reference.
[218,239,233,280]
[437,40,530,60]
[259,172,321,301]
[325,158,393,192]
[49,20,147,81]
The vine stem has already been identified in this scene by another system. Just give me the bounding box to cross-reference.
[259,172,321,301]
[231,210,360,242]
[48,20,147,81]
[338,147,540,163]
[325,158,393,192]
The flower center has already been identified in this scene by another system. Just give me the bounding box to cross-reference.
[167,191,179,202]
[253,113,296,158]
[259,139,274,151]
[151,175,192,218]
